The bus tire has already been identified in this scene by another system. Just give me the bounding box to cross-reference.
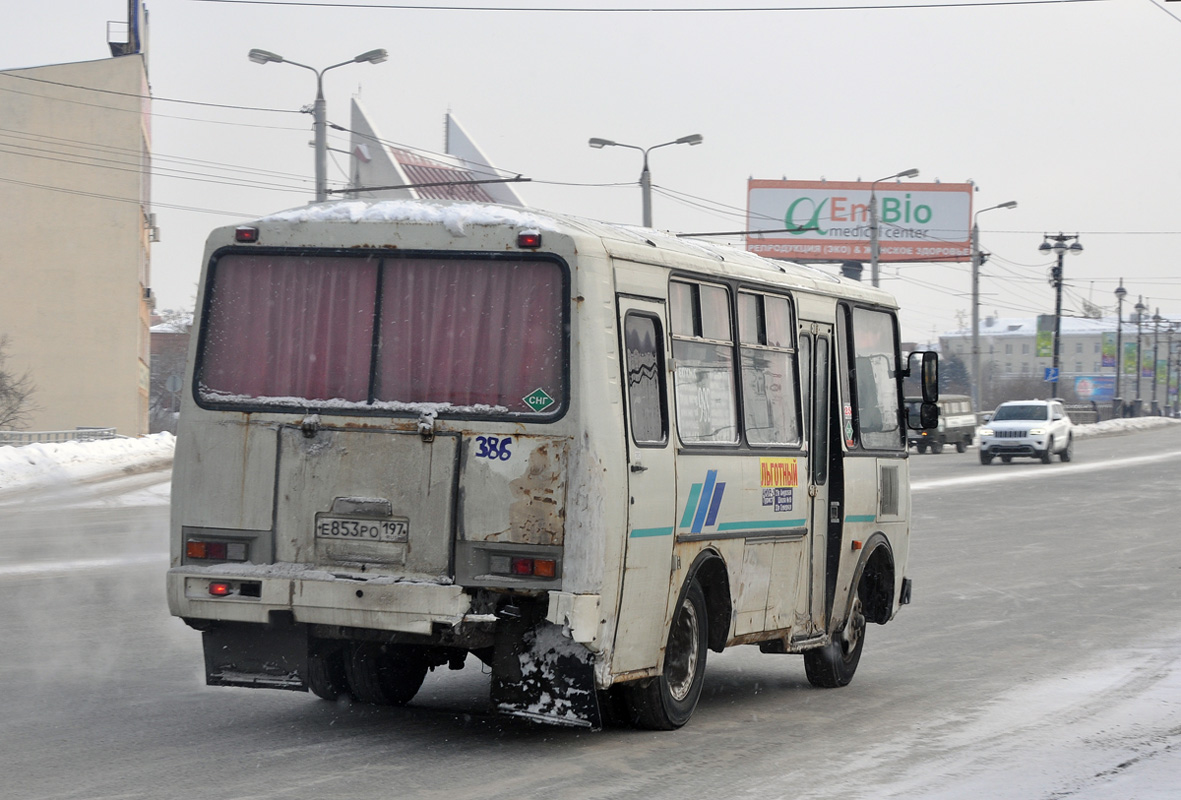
[804,592,866,688]
[626,580,708,730]
[345,642,428,706]
[307,643,349,701]
[956,440,967,453]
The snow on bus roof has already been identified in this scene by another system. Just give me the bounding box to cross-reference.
[256,198,872,297]
[260,199,562,237]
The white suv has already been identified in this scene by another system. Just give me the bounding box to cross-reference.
[978,399,1074,465]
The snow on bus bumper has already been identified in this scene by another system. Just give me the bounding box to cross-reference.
[166,563,470,635]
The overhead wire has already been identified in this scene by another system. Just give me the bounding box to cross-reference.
[188,0,1111,12]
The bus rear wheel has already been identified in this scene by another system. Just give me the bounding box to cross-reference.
[307,643,349,701]
[345,642,429,706]
[626,580,708,730]
[804,593,866,688]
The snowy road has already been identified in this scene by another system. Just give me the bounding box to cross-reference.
[0,426,1178,799]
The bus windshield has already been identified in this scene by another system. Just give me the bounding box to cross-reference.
[197,253,566,416]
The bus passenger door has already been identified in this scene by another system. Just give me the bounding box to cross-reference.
[802,326,837,635]
[611,298,677,675]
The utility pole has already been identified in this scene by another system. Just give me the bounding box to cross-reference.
[1037,233,1083,399]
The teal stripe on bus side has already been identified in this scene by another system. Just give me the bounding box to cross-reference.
[845,514,876,523]
[630,527,675,538]
[717,519,807,531]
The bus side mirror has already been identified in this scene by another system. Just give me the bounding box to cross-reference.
[907,351,939,403]
[908,401,939,431]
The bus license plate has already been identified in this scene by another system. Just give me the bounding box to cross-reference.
[315,516,409,542]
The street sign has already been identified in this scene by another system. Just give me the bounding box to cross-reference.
[1044,367,1059,383]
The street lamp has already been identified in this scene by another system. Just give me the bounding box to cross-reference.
[1162,319,1171,418]
[970,200,1017,413]
[1037,233,1084,399]
[248,47,388,202]
[588,134,703,228]
[1114,281,1127,417]
[1134,296,1146,414]
[1152,308,1162,415]
[869,168,920,288]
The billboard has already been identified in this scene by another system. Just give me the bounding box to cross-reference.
[746,179,973,262]
[1101,332,1116,368]
[1075,376,1114,402]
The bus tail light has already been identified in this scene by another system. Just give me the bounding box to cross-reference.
[208,581,232,597]
[186,539,248,562]
[489,554,558,579]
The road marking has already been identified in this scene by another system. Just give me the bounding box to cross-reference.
[912,449,1181,492]
[0,553,168,578]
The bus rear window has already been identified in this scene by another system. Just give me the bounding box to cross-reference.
[198,253,566,416]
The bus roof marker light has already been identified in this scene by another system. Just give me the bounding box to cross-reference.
[517,231,542,248]
[235,226,260,243]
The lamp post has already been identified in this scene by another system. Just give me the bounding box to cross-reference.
[588,134,703,228]
[1152,309,1162,415]
[1114,281,1127,417]
[248,47,388,202]
[868,168,920,288]
[1037,233,1083,399]
[970,200,1017,414]
[1162,319,1171,415]
[1134,296,1146,414]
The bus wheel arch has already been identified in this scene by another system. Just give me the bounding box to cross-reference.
[853,536,896,626]
[685,550,731,653]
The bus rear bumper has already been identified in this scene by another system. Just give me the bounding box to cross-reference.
[167,565,471,635]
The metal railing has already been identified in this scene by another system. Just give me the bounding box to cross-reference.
[0,428,120,447]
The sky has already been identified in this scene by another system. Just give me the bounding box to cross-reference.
[3,0,1181,345]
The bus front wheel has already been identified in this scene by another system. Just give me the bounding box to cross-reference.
[804,593,866,688]
[626,579,708,730]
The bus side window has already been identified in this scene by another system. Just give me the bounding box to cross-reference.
[738,291,801,446]
[812,336,830,485]
[624,313,668,446]
[848,307,904,450]
[798,335,812,451]
[669,280,738,444]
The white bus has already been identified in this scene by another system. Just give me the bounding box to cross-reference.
[167,199,938,730]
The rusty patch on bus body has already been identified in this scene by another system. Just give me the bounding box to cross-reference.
[460,435,568,546]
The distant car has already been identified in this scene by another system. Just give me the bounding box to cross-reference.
[978,399,1073,465]
[906,394,976,454]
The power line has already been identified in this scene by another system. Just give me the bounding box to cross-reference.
[0,175,255,217]
[188,0,1110,12]
[0,72,300,114]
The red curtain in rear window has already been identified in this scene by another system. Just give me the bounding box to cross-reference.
[376,259,563,411]
[200,255,378,402]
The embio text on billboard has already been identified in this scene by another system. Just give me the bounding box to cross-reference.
[746,179,974,263]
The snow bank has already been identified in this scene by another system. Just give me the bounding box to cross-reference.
[0,433,175,495]
[1072,415,1181,440]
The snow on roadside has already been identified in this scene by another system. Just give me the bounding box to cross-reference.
[1072,415,1181,440]
[0,433,175,496]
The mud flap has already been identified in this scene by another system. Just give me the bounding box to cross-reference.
[202,615,308,691]
[490,617,602,729]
